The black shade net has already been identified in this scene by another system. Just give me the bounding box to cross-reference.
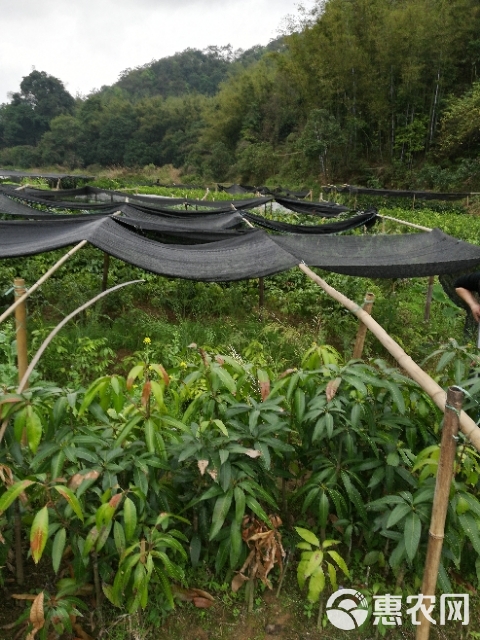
[275,228,480,278]
[1,217,480,281]
[273,195,350,216]
[244,210,378,234]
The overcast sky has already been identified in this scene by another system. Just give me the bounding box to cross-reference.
[0,0,314,104]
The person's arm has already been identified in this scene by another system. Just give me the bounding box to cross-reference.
[455,286,480,322]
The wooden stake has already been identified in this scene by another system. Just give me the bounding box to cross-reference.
[424,276,435,322]
[352,292,375,359]
[259,277,265,308]
[412,193,416,209]
[14,278,28,388]
[0,241,88,325]
[416,386,463,640]
[102,253,110,292]
[297,263,480,452]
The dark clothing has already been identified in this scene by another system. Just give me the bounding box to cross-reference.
[454,272,480,293]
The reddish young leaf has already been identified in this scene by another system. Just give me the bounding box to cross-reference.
[141,381,151,407]
[30,507,49,564]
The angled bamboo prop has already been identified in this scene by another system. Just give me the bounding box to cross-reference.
[0,279,145,448]
[0,241,88,324]
[298,263,480,453]
[17,279,144,393]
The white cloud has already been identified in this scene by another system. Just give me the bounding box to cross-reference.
[0,0,311,103]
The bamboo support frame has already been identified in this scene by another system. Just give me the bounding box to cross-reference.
[14,279,28,388]
[0,241,88,325]
[416,386,463,640]
[298,263,480,453]
[352,292,375,359]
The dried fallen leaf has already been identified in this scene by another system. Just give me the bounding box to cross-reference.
[197,460,209,476]
[12,594,37,601]
[193,597,214,608]
[326,377,342,402]
[68,470,100,491]
[231,573,249,592]
[259,380,270,402]
[73,622,95,640]
[244,449,262,459]
[29,592,45,636]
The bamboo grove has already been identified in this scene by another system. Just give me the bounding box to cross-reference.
[1,0,480,189]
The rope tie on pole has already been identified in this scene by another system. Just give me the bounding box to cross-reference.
[444,403,461,416]
[427,532,444,540]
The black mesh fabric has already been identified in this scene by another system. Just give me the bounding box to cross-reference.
[217,184,252,194]
[0,219,103,257]
[89,220,298,281]
[275,229,480,278]
[2,218,480,281]
[274,195,350,216]
[0,185,272,213]
[244,210,378,233]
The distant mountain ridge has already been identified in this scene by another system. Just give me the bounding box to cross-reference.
[110,39,286,100]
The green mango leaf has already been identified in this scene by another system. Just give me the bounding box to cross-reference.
[26,406,43,454]
[327,562,337,591]
[404,512,422,561]
[458,513,480,555]
[190,533,202,567]
[295,527,320,547]
[318,491,330,529]
[52,485,84,522]
[305,550,323,578]
[234,486,246,525]
[327,550,350,577]
[209,491,233,540]
[386,503,411,529]
[307,566,325,603]
[114,521,126,556]
[0,480,35,514]
[123,497,137,542]
[52,527,67,574]
[13,407,27,442]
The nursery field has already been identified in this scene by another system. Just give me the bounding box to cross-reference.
[1,186,480,640]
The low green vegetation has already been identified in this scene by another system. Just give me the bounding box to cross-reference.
[0,198,480,638]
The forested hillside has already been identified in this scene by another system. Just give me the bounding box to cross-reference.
[1,0,480,189]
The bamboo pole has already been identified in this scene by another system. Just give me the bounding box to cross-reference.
[378,215,431,232]
[416,386,463,640]
[0,241,88,325]
[424,276,435,322]
[16,279,144,394]
[352,292,375,359]
[14,279,28,388]
[298,263,480,453]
